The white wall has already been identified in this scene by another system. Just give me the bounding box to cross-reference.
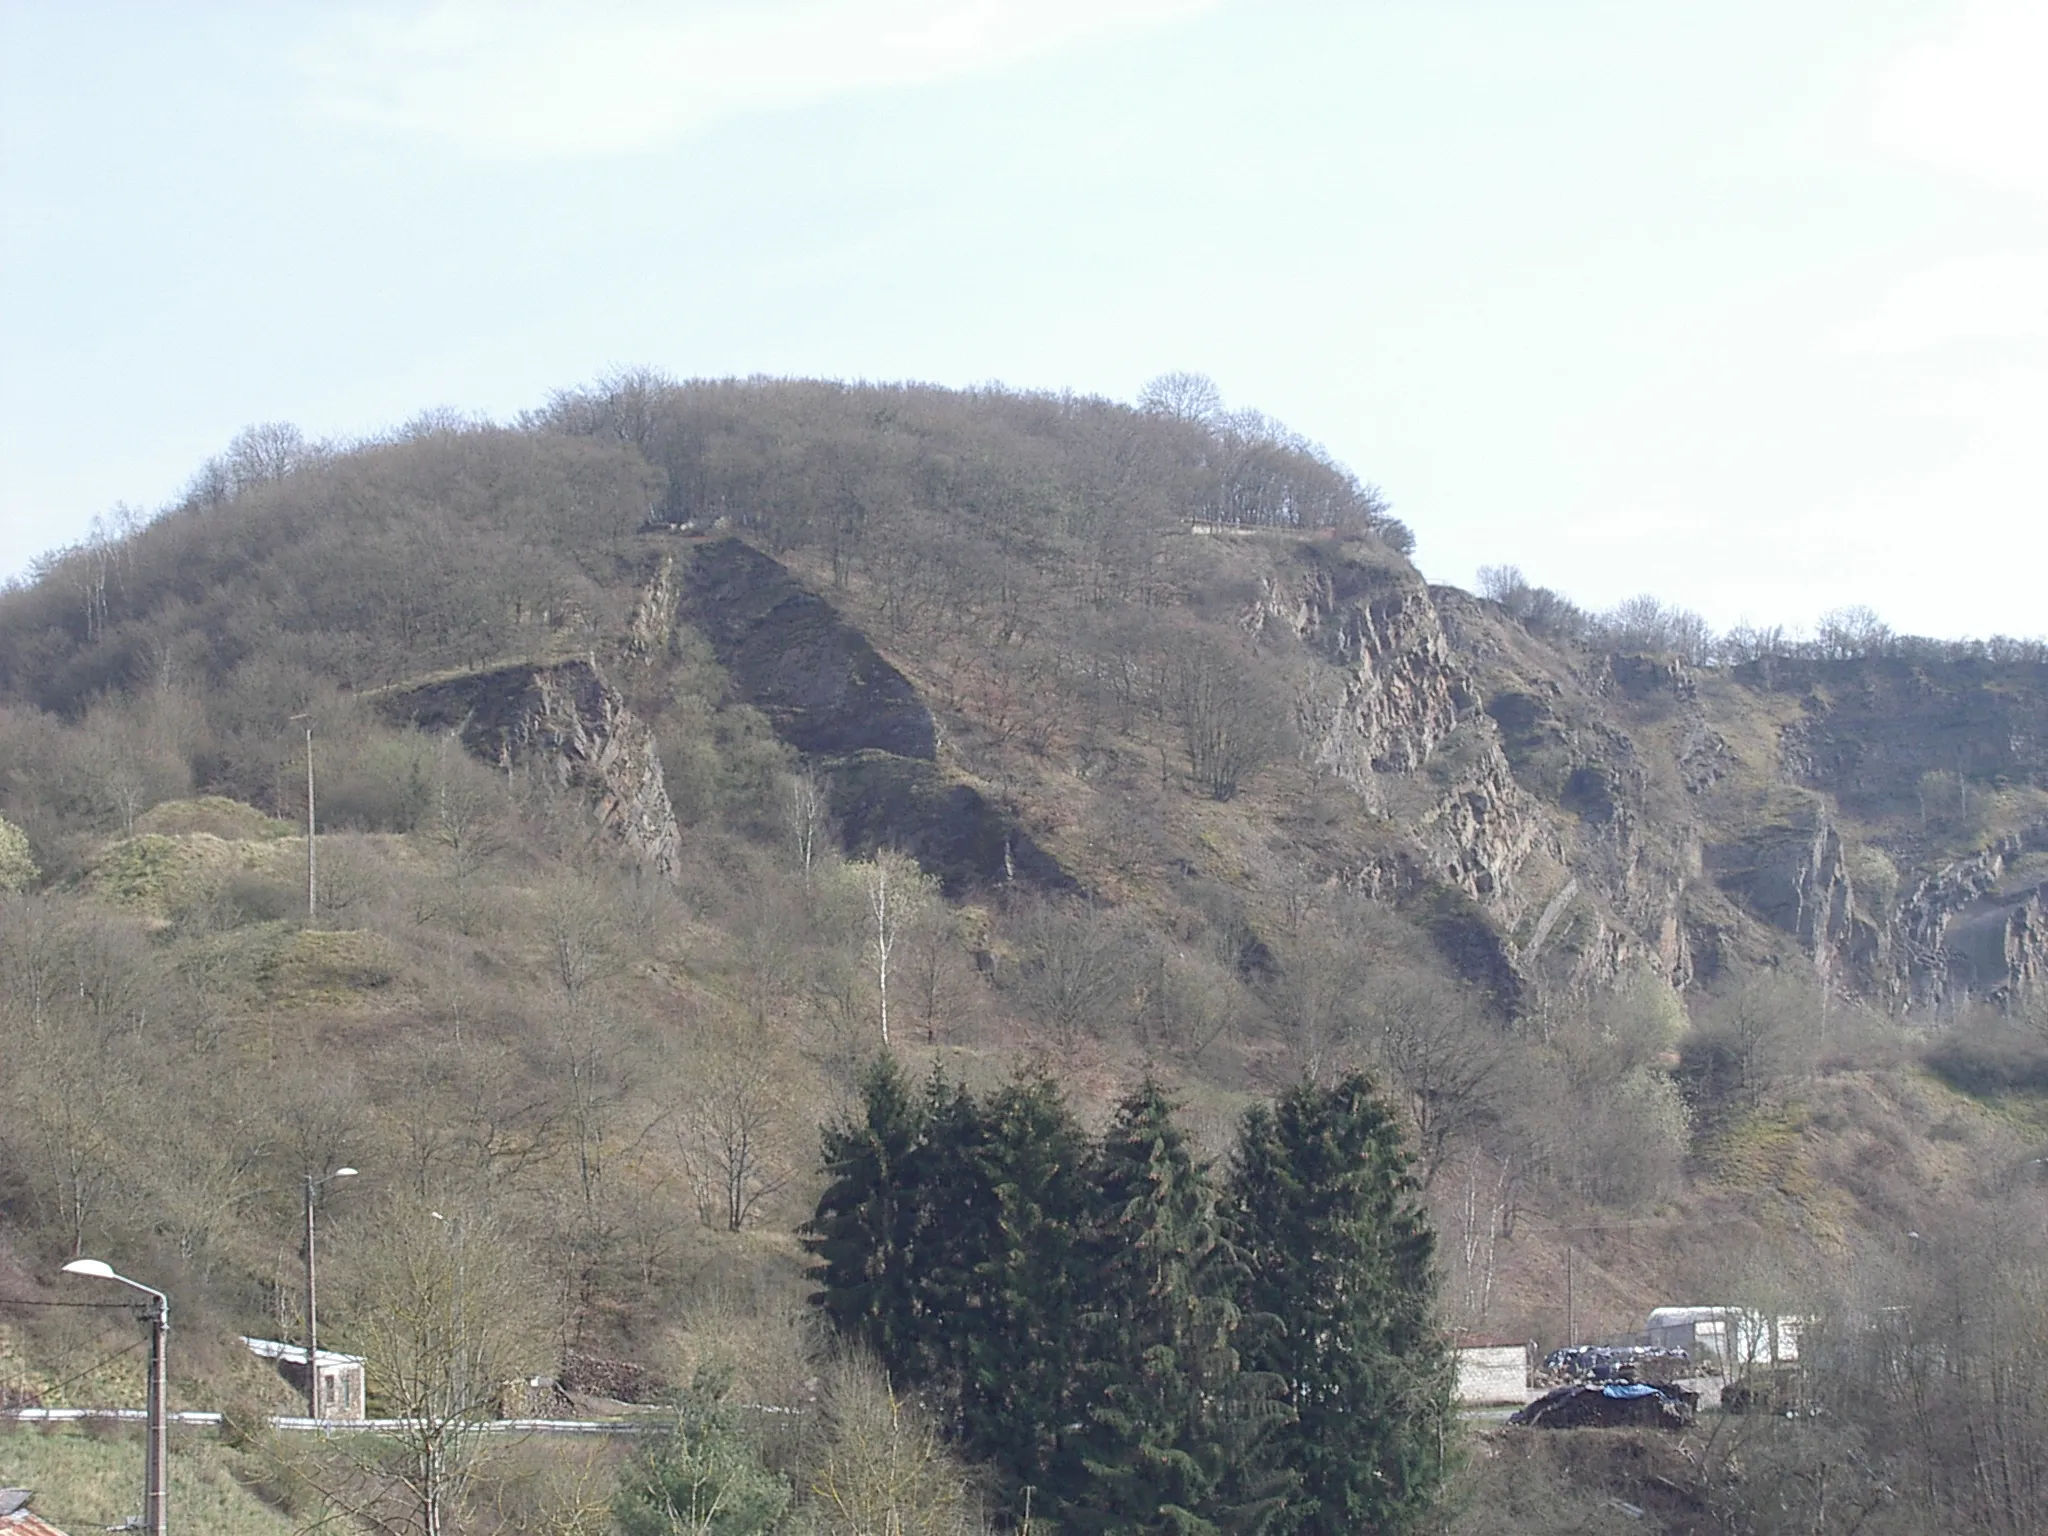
[1456,1345,1530,1404]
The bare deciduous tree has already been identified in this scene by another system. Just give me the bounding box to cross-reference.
[849,851,933,1048]
[680,1024,797,1232]
[1362,972,1505,1186]
[1008,899,1136,1055]
[807,1358,983,1536]
[1138,370,1224,425]
[1167,641,1289,801]
[786,769,833,883]
[325,1202,552,1536]
[1438,1147,1516,1331]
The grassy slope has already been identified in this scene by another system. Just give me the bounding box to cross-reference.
[0,1423,300,1535]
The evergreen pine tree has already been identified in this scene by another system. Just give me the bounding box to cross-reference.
[1226,1073,1452,1536]
[1060,1079,1271,1536]
[956,1074,1096,1515]
[904,1067,1003,1393]
[805,1054,929,1378]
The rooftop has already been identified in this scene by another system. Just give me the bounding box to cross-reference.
[241,1336,365,1369]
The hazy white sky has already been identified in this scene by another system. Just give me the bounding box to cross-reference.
[2,1,2043,639]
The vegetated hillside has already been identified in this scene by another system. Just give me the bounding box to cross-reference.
[2,376,2045,1534]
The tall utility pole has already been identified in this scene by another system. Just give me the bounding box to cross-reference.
[304,1172,322,1417]
[145,1287,167,1535]
[304,1166,357,1418]
[289,714,315,920]
[304,722,316,921]
[62,1261,168,1536]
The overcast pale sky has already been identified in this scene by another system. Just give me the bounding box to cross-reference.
[2,1,2043,639]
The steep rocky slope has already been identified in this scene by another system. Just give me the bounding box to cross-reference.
[379,656,682,879]
[652,527,2048,1018]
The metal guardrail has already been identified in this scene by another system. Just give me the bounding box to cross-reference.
[2,1408,653,1435]
[3,1409,225,1428]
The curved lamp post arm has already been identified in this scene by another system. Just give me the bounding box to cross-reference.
[64,1260,168,1536]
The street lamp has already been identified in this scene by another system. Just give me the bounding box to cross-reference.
[304,1166,358,1419]
[62,1259,168,1536]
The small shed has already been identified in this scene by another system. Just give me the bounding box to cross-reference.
[1455,1335,1534,1405]
[1646,1306,1804,1372]
[243,1336,367,1420]
[0,1489,70,1536]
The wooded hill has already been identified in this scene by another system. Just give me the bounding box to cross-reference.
[2,374,2046,1535]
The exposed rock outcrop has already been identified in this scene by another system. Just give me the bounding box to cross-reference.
[651,531,2048,1013]
[1247,547,1465,780]
[672,539,1074,896]
[1740,655,2048,813]
[1413,730,1555,915]
[1706,799,1883,992]
[1895,834,2048,1011]
[381,658,681,880]
[681,537,936,760]
[623,551,682,661]
[1245,545,1553,922]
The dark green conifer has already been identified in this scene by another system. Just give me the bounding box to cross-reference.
[905,1067,1003,1392]
[804,1054,928,1375]
[1061,1078,1270,1536]
[1227,1073,1452,1536]
[957,1074,1095,1514]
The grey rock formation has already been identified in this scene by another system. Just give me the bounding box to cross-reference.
[1245,545,1552,921]
[1895,834,2048,1011]
[380,658,682,880]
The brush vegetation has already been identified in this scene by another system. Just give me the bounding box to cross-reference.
[0,375,2045,1533]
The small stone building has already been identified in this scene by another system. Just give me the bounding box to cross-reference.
[243,1336,368,1420]
[1455,1335,1534,1405]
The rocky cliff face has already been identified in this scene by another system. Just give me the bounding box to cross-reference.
[1244,545,1554,925]
[1705,799,1882,992]
[1244,542,2048,1014]
[639,529,2048,1015]
[1893,835,2048,1011]
[1245,546,1466,778]
[381,658,682,880]
[1740,656,2048,814]
[1708,817,2048,1013]
[1703,661,2048,1012]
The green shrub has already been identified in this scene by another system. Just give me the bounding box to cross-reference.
[1924,1019,2048,1097]
[0,813,37,891]
[614,1369,790,1536]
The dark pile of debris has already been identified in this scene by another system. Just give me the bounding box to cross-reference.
[1510,1381,1699,1431]
[560,1352,668,1405]
[1539,1344,1691,1386]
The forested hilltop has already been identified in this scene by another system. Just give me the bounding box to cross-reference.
[3,373,2046,1535]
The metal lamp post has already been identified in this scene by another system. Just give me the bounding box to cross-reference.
[304,1166,358,1419]
[63,1259,168,1536]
